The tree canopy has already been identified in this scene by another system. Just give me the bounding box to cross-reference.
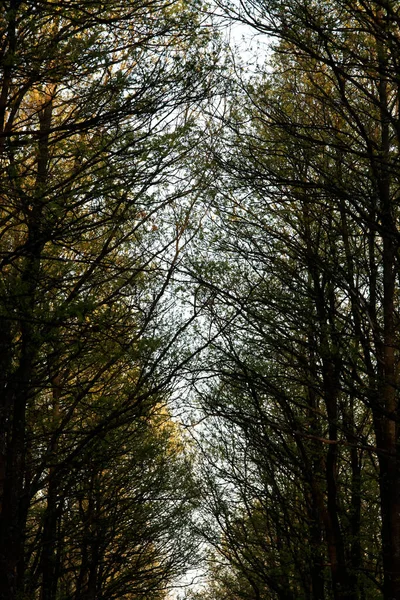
[185,1,400,599]
[0,1,219,598]
[2,1,400,600]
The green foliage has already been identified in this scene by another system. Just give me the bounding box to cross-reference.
[0,1,221,599]
[188,0,400,598]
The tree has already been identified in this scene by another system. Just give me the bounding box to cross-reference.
[25,401,199,600]
[0,1,219,598]
[188,0,400,598]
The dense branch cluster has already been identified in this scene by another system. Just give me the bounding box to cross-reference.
[1,1,400,600]
[186,1,400,599]
[0,1,217,599]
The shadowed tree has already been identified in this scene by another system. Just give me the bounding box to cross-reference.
[186,1,400,598]
[0,1,220,598]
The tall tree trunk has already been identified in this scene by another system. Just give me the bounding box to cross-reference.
[0,84,52,600]
[375,26,400,598]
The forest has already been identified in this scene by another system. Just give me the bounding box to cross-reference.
[0,1,399,599]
